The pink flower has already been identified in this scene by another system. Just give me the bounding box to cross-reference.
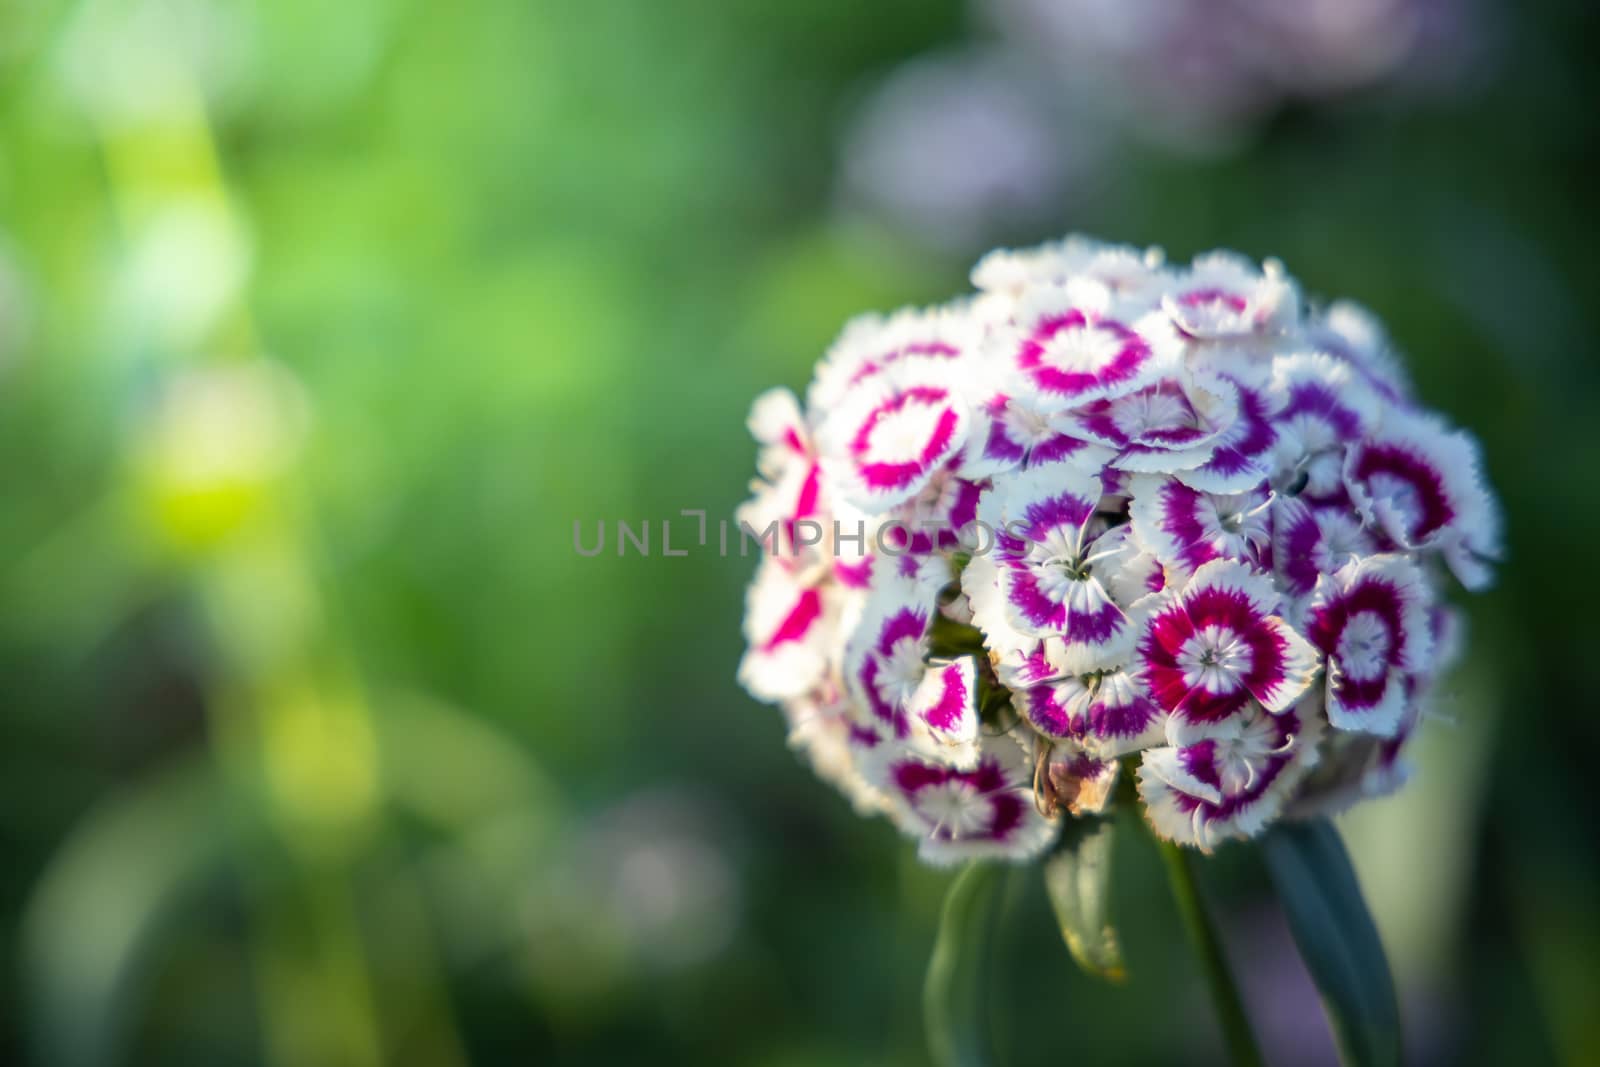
[818,358,973,513]
[1137,559,1319,744]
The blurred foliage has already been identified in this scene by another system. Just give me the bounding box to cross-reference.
[0,0,1595,1065]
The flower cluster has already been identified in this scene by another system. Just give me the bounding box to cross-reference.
[738,236,1498,860]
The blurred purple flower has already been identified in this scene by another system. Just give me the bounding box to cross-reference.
[837,50,1107,251]
[984,0,1491,152]
[837,0,1489,251]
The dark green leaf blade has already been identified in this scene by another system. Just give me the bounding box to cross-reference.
[1262,819,1402,1067]
[1043,816,1126,982]
[923,862,1001,1067]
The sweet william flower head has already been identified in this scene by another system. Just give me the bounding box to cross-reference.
[740,233,1501,858]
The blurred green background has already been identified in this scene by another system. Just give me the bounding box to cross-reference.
[0,1,1595,1064]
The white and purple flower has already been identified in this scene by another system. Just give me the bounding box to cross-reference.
[1138,699,1325,851]
[1267,352,1381,501]
[985,279,1163,410]
[1159,252,1299,343]
[873,731,1060,866]
[845,574,982,769]
[965,387,1112,477]
[1272,495,1376,607]
[974,463,1136,672]
[1072,375,1234,475]
[1305,555,1433,737]
[1173,375,1279,494]
[1022,667,1167,758]
[1344,410,1501,590]
[739,234,1498,859]
[1128,475,1274,581]
[818,357,973,514]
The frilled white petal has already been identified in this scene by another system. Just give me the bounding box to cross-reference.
[748,387,811,473]
[1305,300,1413,405]
[971,235,1166,300]
[1080,668,1168,758]
[780,680,886,816]
[907,656,981,768]
[1089,522,1168,607]
[738,559,836,702]
[872,730,1060,866]
[960,550,1034,661]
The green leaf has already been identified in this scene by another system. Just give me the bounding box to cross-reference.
[21,759,238,1067]
[1043,816,1126,982]
[923,862,1001,1067]
[928,612,986,658]
[1262,819,1402,1067]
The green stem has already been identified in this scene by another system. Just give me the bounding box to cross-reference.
[1158,840,1265,1067]
[924,863,1003,1067]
